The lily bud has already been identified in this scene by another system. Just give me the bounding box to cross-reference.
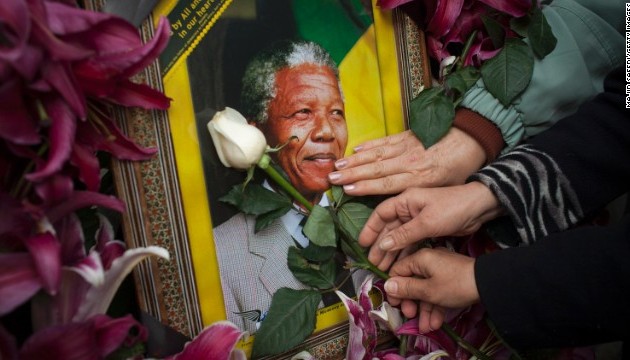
[207,107,268,169]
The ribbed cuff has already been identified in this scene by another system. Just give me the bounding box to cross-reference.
[453,108,504,163]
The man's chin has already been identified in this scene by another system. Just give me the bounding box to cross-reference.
[294,179,332,199]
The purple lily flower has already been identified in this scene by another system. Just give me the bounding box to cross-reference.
[0,0,170,191]
[337,275,379,360]
[166,321,246,360]
[2,314,147,360]
[29,214,169,329]
[375,0,539,65]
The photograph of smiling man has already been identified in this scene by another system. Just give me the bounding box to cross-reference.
[184,0,391,335]
[211,40,361,333]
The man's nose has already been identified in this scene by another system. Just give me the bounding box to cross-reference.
[312,113,335,142]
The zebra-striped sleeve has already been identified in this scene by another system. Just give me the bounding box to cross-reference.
[468,144,584,246]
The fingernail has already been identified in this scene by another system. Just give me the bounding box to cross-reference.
[335,159,348,169]
[384,280,398,294]
[379,237,394,251]
[343,184,355,192]
[328,172,341,182]
[353,145,363,152]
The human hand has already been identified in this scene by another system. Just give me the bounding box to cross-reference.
[328,128,486,196]
[358,182,503,270]
[384,247,479,333]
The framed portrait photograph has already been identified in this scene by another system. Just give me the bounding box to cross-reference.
[94,0,431,357]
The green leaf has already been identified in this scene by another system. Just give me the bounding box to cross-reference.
[445,66,480,99]
[251,288,321,358]
[330,185,352,209]
[254,205,292,232]
[527,8,557,59]
[287,247,337,289]
[408,87,455,148]
[303,205,337,247]
[301,242,336,262]
[220,183,292,216]
[338,202,372,241]
[481,38,534,106]
[509,15,530,38]
[481,15,505,49]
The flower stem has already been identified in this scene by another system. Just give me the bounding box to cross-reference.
[457,30,478,68]
[441,323,492,360]
[257,154,313,212]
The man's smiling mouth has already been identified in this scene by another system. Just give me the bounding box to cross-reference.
[304,153,337,162]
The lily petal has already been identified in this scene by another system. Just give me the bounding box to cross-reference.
[290,350,317,360]
[427,0,465,38]
[0,78,40,145]
[75,111,157,161]
[0,324,19,360]
[0,0,31,62]
[167,321,244,360]
[369,301,403,334]
[337,275,379,360]
[24,233,61,295]
[376,0,417,10]
[34,173,74,207]
[19,320,99,360]
[73,246,169,321]
[93,214,126,270]
[69,251,104,287]
[25,97,77,182]
[92,314,147,357]
[102,80,171,109]
[0,253,42,316]
[477,0,531,17]
[69,143,101,191]
[336,290,367,360]
[54,213,87,265]
[46,190,125,223]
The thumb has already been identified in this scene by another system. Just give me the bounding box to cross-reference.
[377,217,430,252]
[384,276,433,302]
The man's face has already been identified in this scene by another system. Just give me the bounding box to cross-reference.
[258,63,348,199]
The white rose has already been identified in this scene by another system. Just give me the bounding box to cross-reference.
[207,107,268,169]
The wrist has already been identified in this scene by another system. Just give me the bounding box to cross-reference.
[428,127,486,185]
[464,181,504,223]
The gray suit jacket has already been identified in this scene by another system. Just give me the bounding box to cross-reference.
[213,212,370,334]
[213,212,311,333]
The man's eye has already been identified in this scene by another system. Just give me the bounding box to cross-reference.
[292,109,310,119]
[331,109,345,118]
